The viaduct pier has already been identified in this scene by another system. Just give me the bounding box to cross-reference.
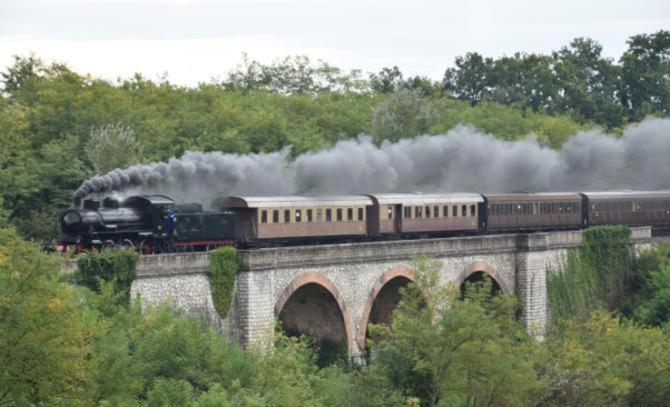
[130,227,652,358]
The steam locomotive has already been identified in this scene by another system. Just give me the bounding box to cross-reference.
[60,190,670,253]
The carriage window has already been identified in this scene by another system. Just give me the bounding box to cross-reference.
[388,206,394,219]
[358,207,364,220]
[261,210,268,223]
[317,209,323,222]
[461,205,467,217]
[295,209,301,223]
[425,206,431,217]
[404,206,411,218]
[415,206,422,218]
[326,209,332,222]
[336,208,343,221]
[284,209,290,223]
[433,205,439,217]
[443,205,448,217]
[453,205,458,217]
[307,209,313,222]
[470,204,476,217]
[273,210,279,223]
[348,208,353,221]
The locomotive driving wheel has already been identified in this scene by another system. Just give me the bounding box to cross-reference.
[140,239,153,255]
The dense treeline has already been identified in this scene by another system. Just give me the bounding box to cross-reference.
[443,31,670,128]
[2,229,670,405]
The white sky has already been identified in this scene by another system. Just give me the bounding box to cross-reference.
[1,0,669,86]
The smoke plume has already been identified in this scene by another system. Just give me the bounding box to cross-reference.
[74,117,670,207]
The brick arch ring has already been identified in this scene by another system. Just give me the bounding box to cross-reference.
[358,266,415,350]
[274,272,355,355]
[454,261,511,294]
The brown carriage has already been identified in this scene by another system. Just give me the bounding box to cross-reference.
[212,195,373,243]
[484,193,583,232]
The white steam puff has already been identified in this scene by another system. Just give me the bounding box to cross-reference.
[74,117,670,207]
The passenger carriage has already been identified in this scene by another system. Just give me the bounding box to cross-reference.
[212,195,373,244]
[483,193,583,232]
[582,191,670,228]
[365,193,483,235]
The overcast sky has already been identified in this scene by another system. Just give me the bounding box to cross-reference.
[1,0,669,86]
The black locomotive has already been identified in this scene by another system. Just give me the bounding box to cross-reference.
[60,190,670,253]
[60,195,235,253]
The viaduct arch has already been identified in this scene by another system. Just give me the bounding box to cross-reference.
[274,272,355,357]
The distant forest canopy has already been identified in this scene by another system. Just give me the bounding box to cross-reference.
[0,30,668,241]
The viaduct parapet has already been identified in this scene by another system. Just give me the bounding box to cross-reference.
[130,227,652,358]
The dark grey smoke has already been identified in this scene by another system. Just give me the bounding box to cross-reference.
[74,117,670,206]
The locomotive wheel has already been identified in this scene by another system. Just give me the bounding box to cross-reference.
[122,239,135,250]
[140,239,153,255]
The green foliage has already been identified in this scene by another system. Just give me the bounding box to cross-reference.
[209,246,239,319]
[631,244,670,326]
[582,225,632,308]
[539,311,670,405]
[3,230,670,405]
[76,249,138,303]
[371,88,438,143]
[443,30,670,128]
[547,226,631,324]
[364,256,542,406]
[0,228,91,405]
[85,122,144,174]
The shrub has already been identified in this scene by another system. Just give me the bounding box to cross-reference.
[209,246,239,319]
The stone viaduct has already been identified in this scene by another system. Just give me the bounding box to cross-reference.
[130,227,652,359]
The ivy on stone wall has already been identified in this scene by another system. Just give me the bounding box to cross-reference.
[209,246,239,319]
[547,225,631,325]
[77,249,138,302]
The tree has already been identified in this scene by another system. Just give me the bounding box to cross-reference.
[621,30,670,121]
[85,123,144,174]
[0,228,92,405]
[442,52,494,106]
[488,53,558,113]
[365,257,542,406]
[538,311,670,405]
[369,66,404,94]
[0,54,45,97]
[553,38,625,127]
[370,88,438,143]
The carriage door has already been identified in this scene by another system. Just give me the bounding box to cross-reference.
[395,204,402,233]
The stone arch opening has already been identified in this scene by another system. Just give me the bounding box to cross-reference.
[456,261,510,298]
[359,266,416,350]
[275,274,353,366]
[460,271,502,298]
